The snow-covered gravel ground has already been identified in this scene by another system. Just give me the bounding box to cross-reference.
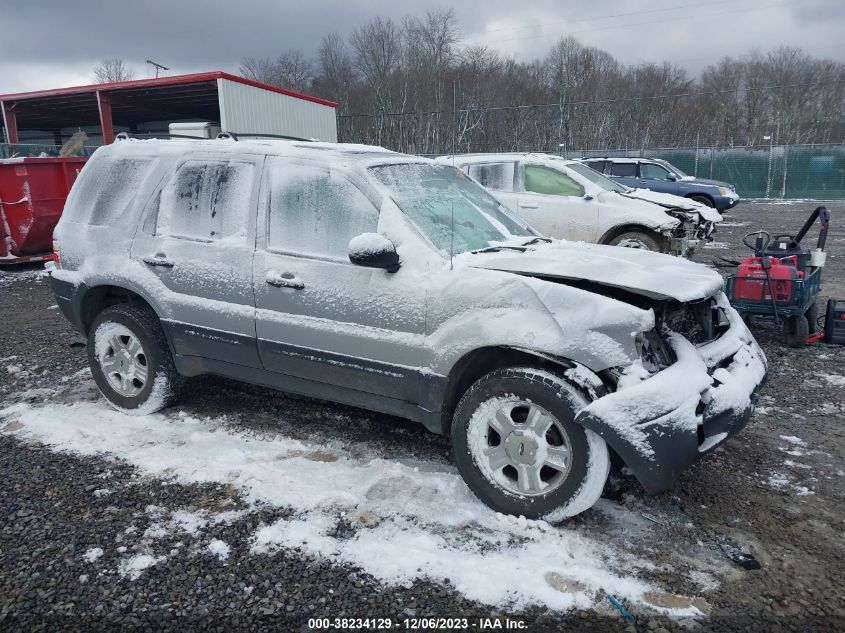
[1,201,843,631]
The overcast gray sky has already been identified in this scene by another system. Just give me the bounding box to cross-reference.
[0,0,841,94]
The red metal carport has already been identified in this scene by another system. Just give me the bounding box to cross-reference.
[0,71,337,146]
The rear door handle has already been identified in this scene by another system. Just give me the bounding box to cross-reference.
[266,271,304,290]
[519,202,539,209]
[142,255,174,268]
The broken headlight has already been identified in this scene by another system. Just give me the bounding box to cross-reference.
[635,329,675,373]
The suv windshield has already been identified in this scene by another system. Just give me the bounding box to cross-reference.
[566,162,627,193]
[369,163,534,254]
[654,159,688,178]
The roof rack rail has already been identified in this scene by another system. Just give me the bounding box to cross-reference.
[222,131,313,142]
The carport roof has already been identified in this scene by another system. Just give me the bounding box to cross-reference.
[0,71,336,130]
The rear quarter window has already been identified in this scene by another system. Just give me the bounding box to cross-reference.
[64,154,157,225]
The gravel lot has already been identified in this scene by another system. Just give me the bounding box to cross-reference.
[1,200,843,632]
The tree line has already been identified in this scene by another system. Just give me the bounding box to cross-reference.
[95,10,845,154]
[240,10,845,154]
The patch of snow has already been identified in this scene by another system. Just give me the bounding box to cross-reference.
[82,547,104,563]
[779,435,807,447]
[207,539,231,561]
[766,473,790,489]
[118,553,164,580]
[0,400,698,615]
[92,488,112,497]
[821,374,845,387]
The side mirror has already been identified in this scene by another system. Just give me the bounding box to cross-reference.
[666,173,678,181]
[348,233,400,273]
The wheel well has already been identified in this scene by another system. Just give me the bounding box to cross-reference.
[598,223,663,245]
[686,193,714,206]
[80,286,156,335]
[439,347,579,436]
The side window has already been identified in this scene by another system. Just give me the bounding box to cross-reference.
[157,160,254,241]
[64,156,156,225]
[467,162,516,192]
[523,165,585,197]
[609,162,637,177]
[268,164,378,259]
[641,163,669,180]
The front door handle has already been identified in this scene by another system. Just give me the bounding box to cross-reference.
[519,202,539,209]
[142,255,174,268]
[266,271,304,290]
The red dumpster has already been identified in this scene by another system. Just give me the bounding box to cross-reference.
[0,156,88,265]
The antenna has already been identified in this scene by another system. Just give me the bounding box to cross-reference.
[146,59,170,78]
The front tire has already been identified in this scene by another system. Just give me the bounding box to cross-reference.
[451,367,609,520]
[605,230,665,252]
[87,304,182,414]
[689,195,715,208]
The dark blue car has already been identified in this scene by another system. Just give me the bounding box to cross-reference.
[583,157,740,212]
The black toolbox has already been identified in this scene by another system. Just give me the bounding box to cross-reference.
[824,299,845,345]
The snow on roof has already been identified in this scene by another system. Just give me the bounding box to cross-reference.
[94,136,424,168]
[438,152,580,166]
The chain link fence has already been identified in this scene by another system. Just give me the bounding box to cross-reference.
[2,140,843,200]
[563,143,845,200]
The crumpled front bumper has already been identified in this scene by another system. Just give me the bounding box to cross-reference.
[665,220,716,257]
[575,293,768,494]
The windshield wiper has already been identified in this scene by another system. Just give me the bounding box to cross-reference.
[470,245,527,254]
[521,237,552,246]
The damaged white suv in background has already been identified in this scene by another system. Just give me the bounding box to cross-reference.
[438,153,722,257]
[50,138,765,520]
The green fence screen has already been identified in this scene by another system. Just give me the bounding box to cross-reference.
[567,143,845,200]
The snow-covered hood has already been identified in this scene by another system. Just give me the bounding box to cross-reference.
[621,189,723,223]
[462,240,724,302]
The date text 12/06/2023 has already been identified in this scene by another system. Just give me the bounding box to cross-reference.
[307,617,527,630]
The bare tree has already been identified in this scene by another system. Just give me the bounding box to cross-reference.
[93,58,135,83]
[240,51,313,92]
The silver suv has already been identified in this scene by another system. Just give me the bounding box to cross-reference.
[50,138,767,519]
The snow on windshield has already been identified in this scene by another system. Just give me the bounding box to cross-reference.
[370,164,533,254]
[566,162,626,193]
[655,159,688,178]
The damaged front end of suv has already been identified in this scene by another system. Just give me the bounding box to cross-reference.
[463,240,767,497]
[578,292,767,493]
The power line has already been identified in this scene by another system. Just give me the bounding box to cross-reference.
[337,79,845,119]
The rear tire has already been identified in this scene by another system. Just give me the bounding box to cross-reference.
[690,195,715,207]
[605,230,666,252]
[783,315,809,348]
[451,367,609,520]
[87,304,182,414]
